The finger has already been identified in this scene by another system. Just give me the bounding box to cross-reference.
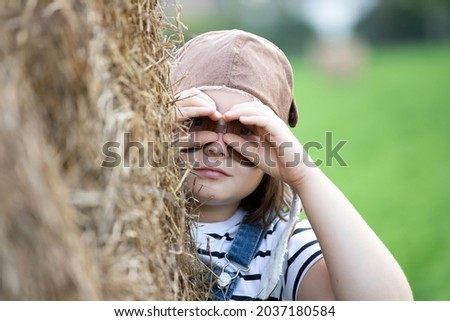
[222,101,275,121]
[223,133,261,165]
[224,133,282,175]
[176,87,217,107]
[176,90,220,117]
[174,88,221,122]
[176,95,214,108]
[175,106,222,122]
[238,115,272,128]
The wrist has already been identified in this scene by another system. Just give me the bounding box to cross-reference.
[282,146,317,185]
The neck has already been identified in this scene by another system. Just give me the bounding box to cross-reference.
[195,202,240,223]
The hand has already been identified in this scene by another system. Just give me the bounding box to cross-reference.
[174,87,221,122]
[222,101,308,186]
[174,88,222,149]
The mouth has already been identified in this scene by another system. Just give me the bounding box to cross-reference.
[193,167,230,179]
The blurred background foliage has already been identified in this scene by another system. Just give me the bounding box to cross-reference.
[166,0,450,53]
[164,0,450,300]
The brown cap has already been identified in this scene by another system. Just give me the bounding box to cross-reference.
[170,29,298,127]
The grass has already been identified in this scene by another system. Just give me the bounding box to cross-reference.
[290,42,450,300]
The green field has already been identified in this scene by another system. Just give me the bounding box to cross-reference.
[290,42,450,300]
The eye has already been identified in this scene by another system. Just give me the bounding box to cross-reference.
[189,117,206,131]
[239,126,254,137]
[227,120,256,137]
[237,123,258,138]
[192,118,204,127]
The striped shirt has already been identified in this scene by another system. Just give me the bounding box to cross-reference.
[191,208,323,300]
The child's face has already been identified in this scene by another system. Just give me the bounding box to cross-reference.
[180,89,265,210]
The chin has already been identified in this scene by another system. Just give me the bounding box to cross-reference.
[190,192,235,207]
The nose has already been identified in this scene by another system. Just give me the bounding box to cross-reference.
[215,119,228,134]
[203,133,229,158]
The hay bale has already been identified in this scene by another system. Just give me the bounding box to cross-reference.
[0,0,207,300]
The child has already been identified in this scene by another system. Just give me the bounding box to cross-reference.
[170,29,413,301]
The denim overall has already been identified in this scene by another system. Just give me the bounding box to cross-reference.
[210,222,265,301]
[210,190,301,300]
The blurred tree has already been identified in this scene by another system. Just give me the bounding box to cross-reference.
[166,0,450,53]
[177,0,314,54]
[357,0,450,42]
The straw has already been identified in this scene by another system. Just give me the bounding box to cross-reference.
[0,0,208,300]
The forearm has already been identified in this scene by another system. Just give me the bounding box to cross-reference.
[292,165,413,300]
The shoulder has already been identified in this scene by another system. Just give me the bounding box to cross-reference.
[265,215,315,243]
[286,218,322,269]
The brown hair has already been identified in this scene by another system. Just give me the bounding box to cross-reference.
[239,174,292,228]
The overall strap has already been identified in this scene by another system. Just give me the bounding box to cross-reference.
[211,222,265,301]
[228,223,265,266]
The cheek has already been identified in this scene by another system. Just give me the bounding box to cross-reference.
[236,167,265,190]
[183,171,206,197]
